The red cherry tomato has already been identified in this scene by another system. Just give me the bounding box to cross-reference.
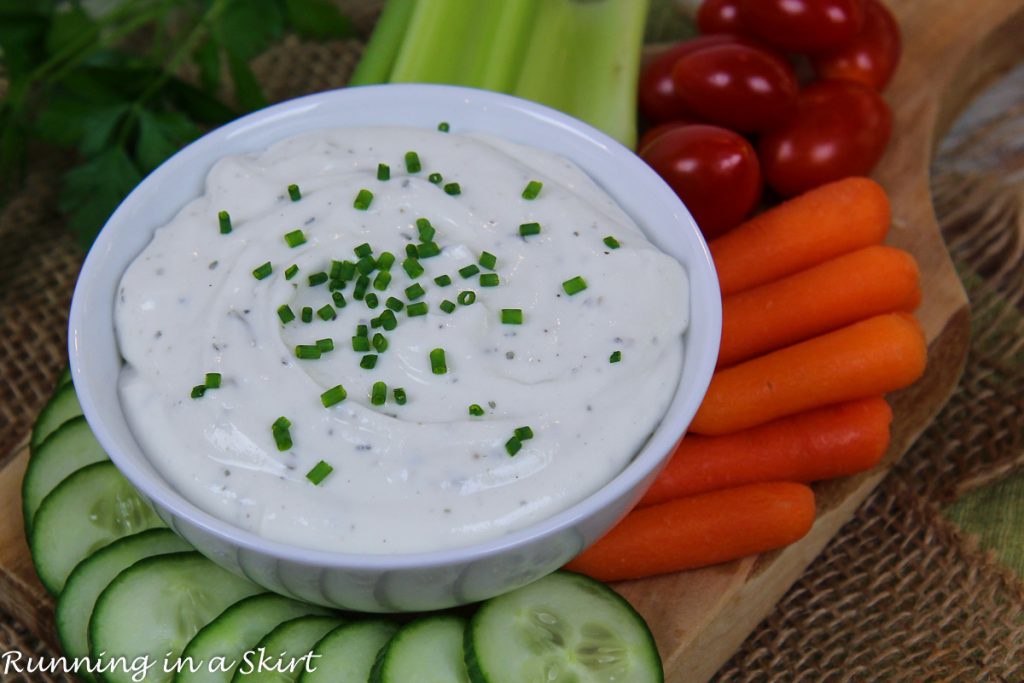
[671,44,798,133]
[641,125,763,240]
[637,120,703,156]
[638,34,746,123]
[698,0,744,34]
[812,0,901,90]
[740,0,865,54]
[758,80,891,196]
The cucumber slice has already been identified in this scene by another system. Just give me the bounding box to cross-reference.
[464,571,663,683]
[30,461,164,594]
[90,552,263,683]
[22,416,109,532]
[370,615,470,683]
[176,593,335,683]
[297,619,398,683]
[31,382,82,451]
[231,615,345,683]
[57,529,191,682]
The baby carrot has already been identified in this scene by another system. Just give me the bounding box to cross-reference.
[718,245,921,367]
[640,397,892,506]
[710,177,891,295]
[566,482,815,581]
[690,312,926,436]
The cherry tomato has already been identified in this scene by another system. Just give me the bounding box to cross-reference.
[758,80,891,196]
[641,125,763,239]
[740,0,865,54]
[638,34,746,123]
[637,121,703,156]
[812,0,901,90]
[698,0,744,34]
[671,44,798,133]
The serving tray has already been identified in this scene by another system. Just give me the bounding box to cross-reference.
[1,0,1022,679]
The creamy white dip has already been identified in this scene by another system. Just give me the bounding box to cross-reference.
[115,126,689,554]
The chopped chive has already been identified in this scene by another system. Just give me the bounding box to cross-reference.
[273,416,291,430]
[393,387,407,404]
[501,309,523,324]
[296,344,322,359]
[514,426,534,441]
[301,306,313,323]
[402,258,424,278]
[360,354,378,369]
[288,184,301,201]
[356,255,376,275]
[376,251,395,271]
[332,291,347,308]
[519,222,541,237]
[522,180,543,200]
[407,301,428,317]
[430,348,447,374]
[603,236,621,249]
[308,271,328,287]
[377,163,390,181]
[252,262,272,280]
[609,350,622,363]
[443,182,461,195]
[457,290,476,306]
[365,293,380,309]
[417,242,441,258]
[352,336,370,352]
[380,309,398,330]
[356,324,368,337]
[404,283,426,300]
[354,242,373,258]
[439,299,456,314]
[329,279,346,291]
[416,218,435,241]
[479,251,497,270]
[438,121,450,132]
[272,419,292,451]
[371,381,387,406]
[317,304,336,321]
[372,333,388,353]
[428,172,443,185]
[405,151,421,173]
[354,189,374,211]
[204,373,221,388]
[285,264,299,280]
[337,260,357,281]
[277,304,296,324]
[353,275,370,300]
[479,273,499,287]
[305,460,333,485]
[218,210,232,234]
[284,229,306,248]
[373,271,392,291]
[385,296,405,311]
[405,243,419,259]
[458,264,480,278]
[190,385,206,399]
[468,404,484,416]
[434,274,452,287]
[316,338,334,352]
[505,436,522,456]
[562,276,588,295]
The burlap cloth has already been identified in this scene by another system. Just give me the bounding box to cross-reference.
[2,24,1023,683]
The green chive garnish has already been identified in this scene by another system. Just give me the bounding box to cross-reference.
[430,348,447,374]
[317,304,336,321]
[218,210,232,234]
[352,336,370,352]
[405,151,421,173]
[332,291,347,308]
[443,183,461,196]
[278,304,296,324]
[438,121,450,132]
[562,276,588,295]
[457,290,476,306]
[306,460,333,485]
[519,222,541,237]
[354,242,373,258]
[459,264,479,278]
[501,309,523,324]
[405,283,426,300]
[285,264,299,280]
[356,256,376,275]
[609,350,622,363]
[479,252,497,270]
[393,387,407,404]
[316,338,334,352]
[190,385,206,399]
[373,271,392,291]
[376,252,395,271]
[417,242,441,258]
[354,189,374,211]
[372,333,388,353]
[321,384,347,407]
[296,344,321,359]
[405,243,419,259]
[272,417,292,451]
[407,302,428,317]
[380,309,398,331]
[480,273,499,287]
[284,230,306,248]
[386,296,405,311]
[308,272,328,287]
[377,163,390,181]
[360,354,378,369]
[371,381,387,406]
[467,404,484,416]
[288,184,301,201]
[434,274,452,287]
[337,260,357,281]
[205,373,221,388]
[402,258,424,278]
[416,218,435,241]
[356,324,368,337]
[603,236,621,249]
[301,307,313,323]
[252,262,273,280]
[440,299,456,314]
[428,172,443,185]
[522,181,543,200]
[364,293,380,309]
[514,426,534,441]
[353,275,370,300]
[505,436,522,456]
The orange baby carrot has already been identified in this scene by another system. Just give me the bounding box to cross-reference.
[690,312,926,436]
[566,482,815,581]
[640,397,892,507]
[718,245,921,367]
[710,177,891,295]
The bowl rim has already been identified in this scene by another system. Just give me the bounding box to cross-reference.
[69,83,721,571]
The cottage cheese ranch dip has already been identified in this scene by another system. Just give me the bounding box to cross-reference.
[115,125,689,554]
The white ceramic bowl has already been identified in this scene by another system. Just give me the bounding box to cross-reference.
[69,84,721,612]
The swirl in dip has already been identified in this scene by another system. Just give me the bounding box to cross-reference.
[115,126,689,554]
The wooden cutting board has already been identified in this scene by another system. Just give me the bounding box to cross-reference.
[2,0,1022,679]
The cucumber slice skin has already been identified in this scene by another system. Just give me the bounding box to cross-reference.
[90,551,263,683]
[464,571,663,683]
[57,529,192,682]
[297,619,398,683]
[31,382,83,450]
[22,415,109,533]
[231,615,345,683]
[30,460,164,595]
[370,614,471,683]
[175,593,336,683]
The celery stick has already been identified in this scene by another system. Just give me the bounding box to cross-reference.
[460,0,542,92]
[389,0,481,84]
[514,0,649,148]
[348,0,418,86]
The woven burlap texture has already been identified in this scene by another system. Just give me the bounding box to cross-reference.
[2,31,1023,683]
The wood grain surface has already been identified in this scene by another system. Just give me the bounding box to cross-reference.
[2,0,1023,680]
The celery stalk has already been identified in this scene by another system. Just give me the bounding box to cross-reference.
[460,0,542,92]
[348,0,418,86]
[389,0,481,84]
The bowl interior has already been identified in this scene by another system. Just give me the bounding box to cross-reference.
[69,83,721,569]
